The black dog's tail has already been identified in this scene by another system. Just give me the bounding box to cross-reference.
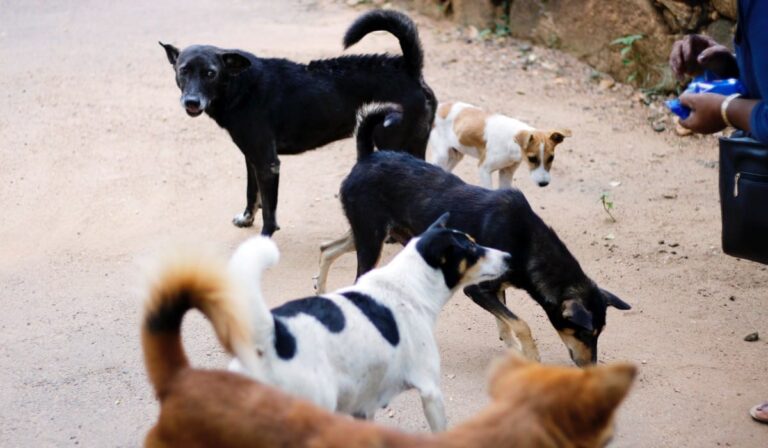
[355,104,403,160]
[343,10,424,77]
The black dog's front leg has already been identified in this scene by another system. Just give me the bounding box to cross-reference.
[232,158,261,228]
[255,158,280,236]
[464,282,540,361]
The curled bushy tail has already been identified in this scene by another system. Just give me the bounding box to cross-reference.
[343,10,424,76]
[142,249,259,398]
[355,103,403,160]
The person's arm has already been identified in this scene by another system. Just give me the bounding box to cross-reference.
[678,93,759,135]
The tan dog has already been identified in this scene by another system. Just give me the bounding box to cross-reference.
[142,249,636,448]
[429,101,571,189]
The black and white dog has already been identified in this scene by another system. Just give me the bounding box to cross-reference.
[227,219,511,431]
[315,106,631,367]
[159,10,437,235]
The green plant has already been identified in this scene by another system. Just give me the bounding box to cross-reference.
[599,192,617,222]
[610,34,644,83]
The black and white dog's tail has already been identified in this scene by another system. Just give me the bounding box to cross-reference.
[343,10,424,77]
[355,104,403,160]
[228,236,281,359]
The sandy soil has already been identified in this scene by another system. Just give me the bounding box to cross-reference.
[1,0,767,446]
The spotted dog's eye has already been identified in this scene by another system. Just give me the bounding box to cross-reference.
[205,70,216,79]
[547,155,555,164]
[527,156,538,164]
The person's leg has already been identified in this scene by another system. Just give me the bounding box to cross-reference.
[750,402,768,423]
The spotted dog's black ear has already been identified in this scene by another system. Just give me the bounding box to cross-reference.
[426,212,451,232]
[159,41,179,65]
[562,299,594,331]
[601,288,631,310]
[221,52,252,75]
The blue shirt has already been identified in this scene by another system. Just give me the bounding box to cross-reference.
[736,0,768,143]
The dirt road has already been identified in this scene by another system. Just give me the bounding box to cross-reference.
[1,0,766,446]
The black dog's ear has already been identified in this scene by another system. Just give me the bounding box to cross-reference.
[426,212,451,232]
[159,41,180,65]
[562,299,594,331]
[221,52,252,75]
[601,288,631,310]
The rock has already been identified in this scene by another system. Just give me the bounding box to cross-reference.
[599,78,616,90]
[466,25,480,41]
[662,193,678,199]
[451,0,499,27]
[744,332,759,342]
[652,119,667,132]
[656,0,707,33]
[712,0,738,21]
[706,18,736,49]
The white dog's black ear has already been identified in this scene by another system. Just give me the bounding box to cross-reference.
[601,288,631,310]
[562,299,594,331]
[426,212,451,231]
[221,52,252,75]
[159,41,180,65]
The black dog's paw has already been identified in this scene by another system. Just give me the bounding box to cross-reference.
[232,211,255,228]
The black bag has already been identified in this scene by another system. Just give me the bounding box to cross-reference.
[719,133,768,264]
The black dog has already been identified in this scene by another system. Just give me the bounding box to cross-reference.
[315,105,631,366]
[160,10,437,235]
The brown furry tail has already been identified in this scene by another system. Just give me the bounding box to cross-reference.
[141,252,255,398]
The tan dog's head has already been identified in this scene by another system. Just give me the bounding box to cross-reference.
[515,129,572,187]
[488,354,636,447]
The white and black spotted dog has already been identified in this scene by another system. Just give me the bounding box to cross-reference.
[227,214,511,432]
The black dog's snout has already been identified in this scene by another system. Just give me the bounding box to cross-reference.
[184,97,201,109]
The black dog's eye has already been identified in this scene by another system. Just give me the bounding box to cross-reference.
[179,66,189,75]
[527,156,538,164]
[205,70,216,79]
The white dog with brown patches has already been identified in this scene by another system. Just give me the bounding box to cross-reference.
[429,101,571,189]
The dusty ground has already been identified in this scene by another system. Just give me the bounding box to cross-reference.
[1,0,767,446]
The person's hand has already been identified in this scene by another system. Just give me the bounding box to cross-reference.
[679,92,726,134]
[669,34,738,80]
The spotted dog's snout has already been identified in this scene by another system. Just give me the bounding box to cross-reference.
[538,180,549,187]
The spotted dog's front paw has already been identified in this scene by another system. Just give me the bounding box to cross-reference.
[232,211,255,228]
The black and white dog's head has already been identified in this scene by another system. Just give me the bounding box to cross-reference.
[159,42,252,117]
[412,213,512,291]
[550,285,631,367]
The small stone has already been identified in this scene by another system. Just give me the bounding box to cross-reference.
[599,78,615,90]
[652,120,667,132]
[447,373,456,379]
[609,181,621,187]
[729,296,736,301]
[604,233,615,241]
[668,242,680,248]
[662,193,678,199]
[744,332,759,342]
[466,26,479,40]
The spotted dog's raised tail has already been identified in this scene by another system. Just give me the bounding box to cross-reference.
[355,104,403,160]
[142,250,257,398]
[343,9,424,77]
[227,236,281,361]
